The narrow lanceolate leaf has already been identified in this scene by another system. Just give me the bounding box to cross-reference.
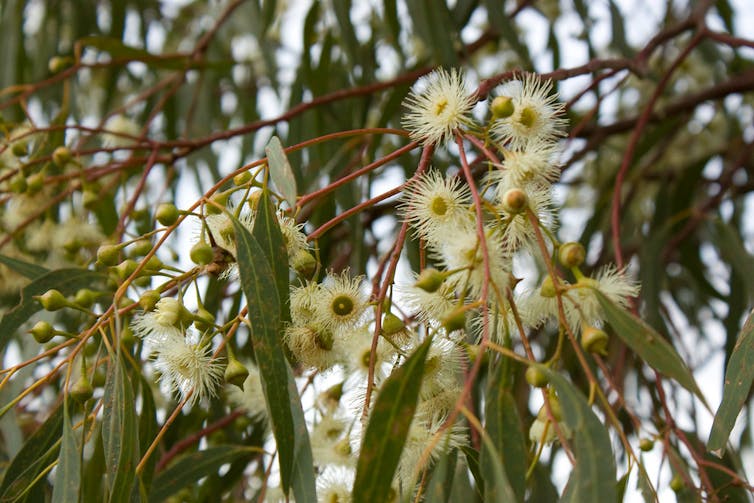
[52,399,80,503]
[540,367,617,503]
[0,401,64,500]
[476,421,518,503]
[102,351,139,503]
[593,289,705,402]
[148,446,253,502]
[232,216,316,502]
[251,190,290,322]
[482,386,526,502]
[0,268,105,352]
[425,448,457,502]
[352,337,432,503]
[0,253,48,279]
[265,136,298,208]
[708,308,754,456]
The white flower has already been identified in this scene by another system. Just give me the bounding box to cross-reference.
[399,278,458,325]
[277,211,309,262]
[342,326,396,385]
[400,169,473,243]
[419,337,465,402]
[290,281,322,325]
[131,297,188,344]
[395,415,466,486]
[283,324,346,371]
[493,182,556,252]
[317,466,354,503]
[151,330,223,406]
[402,68,475,146]
[491,75,566,151]
[493,143,561,187]
[311,413,354,468]
[314,271,369,331]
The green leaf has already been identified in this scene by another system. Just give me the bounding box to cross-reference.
[593,289,705,401]
[711,220,754,302]
[137,374,159,491]
[0,401,63,501]
[0,254,48,279]
[708,308,754,456]
[539,367,617,503]
[476,419,518,503]
[102,351,139,503]
[148,446,252,502]
[0,268,106,353]
[79,36,190,69]
[404,0,458,66]
[352,337,432,503]
[425,448,457,503]
[461,445,484,497]
[52,399,80,503]
[251,190,290,323]
[232,215,316,501]
[265,136,298,209]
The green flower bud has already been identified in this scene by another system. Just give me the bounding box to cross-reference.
[74,288,97,308]
[190,240,214,265]
[539,275,557,298]
[537,394,563,422]
[291,249,317,279]
[205,193,228,215]
[491,95,514,118]
[193,307,215,332]
[156,202,180,226]
[581,325,609,356]
[71,374,94,403]
[30,321,55,343]
[381,312,405,336]
[52,146,72,167]
[501,187,528,214]
[139,290,161,311]
[9,172,27,193]
[11,139,28,157]
[558,242,586,269]
[114,259,138,281]
[639,438,654,452]
[26,172,44,195]
[670,475,684,493]
[143,255,163,272]
[37,289,68,311]
[91,369,107,388]
[97,244,121,267]
[48,56,71,73]
[225,358,250,390]
[130,239,153,257]
[233,171,252,186]
[525,366,549,388]
[82,189,100,210]
[441,306,466,333]
[414,268,445,293]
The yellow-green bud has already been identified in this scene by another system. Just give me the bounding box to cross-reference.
[225,358,250,390]
[156,202,180,226]
[130,239,153,257]
[143,255,163,272]
[491,95,514,119]
[193,307,216,332]
[539,275,557,298]
[97,244,122,266]
[9,172,27,193]
[206,193,228,215]
[245,191,262,212]
[52,146,72,167]
[139,290,161,311]
[670,475,684,493]
[501,187,528,214]
[639,438,654,452]
[381,312,405,336]
[26,172,44,194]
[82,189,100,210]
[91,369,107,388]
[414,268,445,293]
[74,288,97,308]
[48,56,71,73]
[525,366,549,388]
[114,259,138,281]
[71,374,94,403]
[537,395,563,422]
[30,321,55,343]
[441,307,466,333]
[11,140,28,157]
[233,171,252,186]
[581,325,609,356]
[558,242,586,269]
[291,249,317,279]
[37,289,68,311]
[190,241,214,265]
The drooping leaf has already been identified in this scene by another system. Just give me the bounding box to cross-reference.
[425,448,457,503]
[251,189,290,323]
[540,367,617,503]
[232,215,316,501]
[476,420,518,503]
[79,36,191,69]
[708,308,754,456]
[593,289,705,402]
[148,446,253,502]
[0,401,63,500]
[265,136,298,209]
[0,268,106,353]
[52,399,80,503]
[0,254,48,279]
[352,337,432,503]
[102,351,139,503]
[711,220,754,302]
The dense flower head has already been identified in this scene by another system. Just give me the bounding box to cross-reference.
[491,74,566,151]
[402,68,476,146]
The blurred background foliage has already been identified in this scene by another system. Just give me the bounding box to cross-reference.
[1,0,754,501]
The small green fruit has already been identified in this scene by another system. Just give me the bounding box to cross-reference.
[74,288,97,308]
[155,203,180,226]
[37,289,68,311]
[130,239,153,257]
[558,242,586,268]
[71,374,94,403]
[639,438,654,452]
[670,474,684,493]
[525,366,549,388]
[96,244,121,266]
[225,358,250,390]
[30,321,55,343]
[190,241,214,265]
